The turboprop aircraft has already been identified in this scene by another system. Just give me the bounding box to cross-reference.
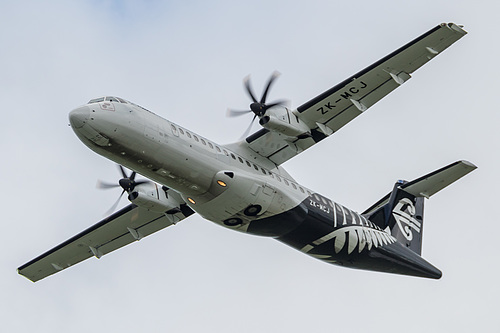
[18,23,476,282]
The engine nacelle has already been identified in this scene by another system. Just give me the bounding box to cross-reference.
[259,106,310,137]
[128,184,180,213]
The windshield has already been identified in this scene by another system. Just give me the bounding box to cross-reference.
[88,96,129,104]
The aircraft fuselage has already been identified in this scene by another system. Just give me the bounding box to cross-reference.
[69,98,442,278]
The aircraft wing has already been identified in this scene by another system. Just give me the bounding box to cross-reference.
[18,204,194,282]
[245,23,467,165]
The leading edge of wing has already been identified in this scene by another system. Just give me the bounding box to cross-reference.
[17,205,137,282]
[296,23,465,112]
[18,203,192,282]
[18,205,134,269]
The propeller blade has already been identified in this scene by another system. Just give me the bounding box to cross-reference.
[229,71,287,139]
[129,171,136,181]
[263,99,288,111]
[118,165,127,179]
[134,180,151,187]
[260,71,280,104]
[96,180,120,189]
[240,114,257,139]
[227,109,252,118]
[243,76,258,103]
[99,164,153,215]
[104,189,125,216]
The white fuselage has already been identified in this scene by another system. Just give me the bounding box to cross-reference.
[69,99,316,234]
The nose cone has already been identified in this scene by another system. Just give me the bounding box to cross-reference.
[69,106,90,128]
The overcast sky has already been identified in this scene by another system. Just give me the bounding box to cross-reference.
[2,0,498,332]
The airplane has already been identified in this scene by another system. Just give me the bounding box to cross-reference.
[18,22,475,282]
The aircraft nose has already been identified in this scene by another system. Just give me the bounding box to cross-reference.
[69,105,90,128]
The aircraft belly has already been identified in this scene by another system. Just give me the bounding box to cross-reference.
[248,195,441,278]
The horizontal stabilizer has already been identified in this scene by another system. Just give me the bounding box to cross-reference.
[400,160,476,198]
[363,160,477,217]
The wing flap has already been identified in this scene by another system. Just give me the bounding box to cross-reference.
[18,205,193,282]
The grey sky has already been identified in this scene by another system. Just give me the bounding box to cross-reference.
[2,0,498,332]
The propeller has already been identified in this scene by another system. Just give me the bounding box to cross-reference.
[97,165,150,215]
[227,71,287,138]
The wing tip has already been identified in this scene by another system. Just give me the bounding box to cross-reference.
[459,160,477,170]
[442,22,467,34]
[17,269,37,283]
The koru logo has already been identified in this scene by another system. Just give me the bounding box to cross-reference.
[392,198,421,241]
[100,102,115,111]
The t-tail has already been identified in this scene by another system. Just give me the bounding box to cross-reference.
[363,160,477,278]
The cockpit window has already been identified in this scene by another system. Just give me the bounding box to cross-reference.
[88,96,128,104]
[88,97,105,104]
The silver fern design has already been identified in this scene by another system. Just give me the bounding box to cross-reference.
[301,226,397,255]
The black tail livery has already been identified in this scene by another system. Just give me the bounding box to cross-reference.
[362,160,476,277]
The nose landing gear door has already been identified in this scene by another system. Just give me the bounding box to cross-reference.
[245,183,276,217]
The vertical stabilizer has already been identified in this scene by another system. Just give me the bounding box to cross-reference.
[364,161,477,255]
[387,186,425,254]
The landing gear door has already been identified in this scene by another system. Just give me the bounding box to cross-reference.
[246,183,276,216]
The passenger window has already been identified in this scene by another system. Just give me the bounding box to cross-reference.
[292,183,297,190]
[231,153,236,160]
[208,142,214,149]
[186,132,192,138]
[276,175,282,182]
[223,150,229,156]
[299,187,305,193]
[193,135,199,142]
[179,128,184,135]
[171,124,178,136]
[284,179,289,186]
[261,168,266,174]
[238,157,243,163]
[246,161,251,167]
[201,139,206,145]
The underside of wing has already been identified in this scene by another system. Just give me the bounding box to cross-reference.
[243,23,467,166]
[18,204,194,282]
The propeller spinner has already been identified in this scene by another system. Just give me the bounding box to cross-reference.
[97,165,150,215]
[228,71,287,138]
